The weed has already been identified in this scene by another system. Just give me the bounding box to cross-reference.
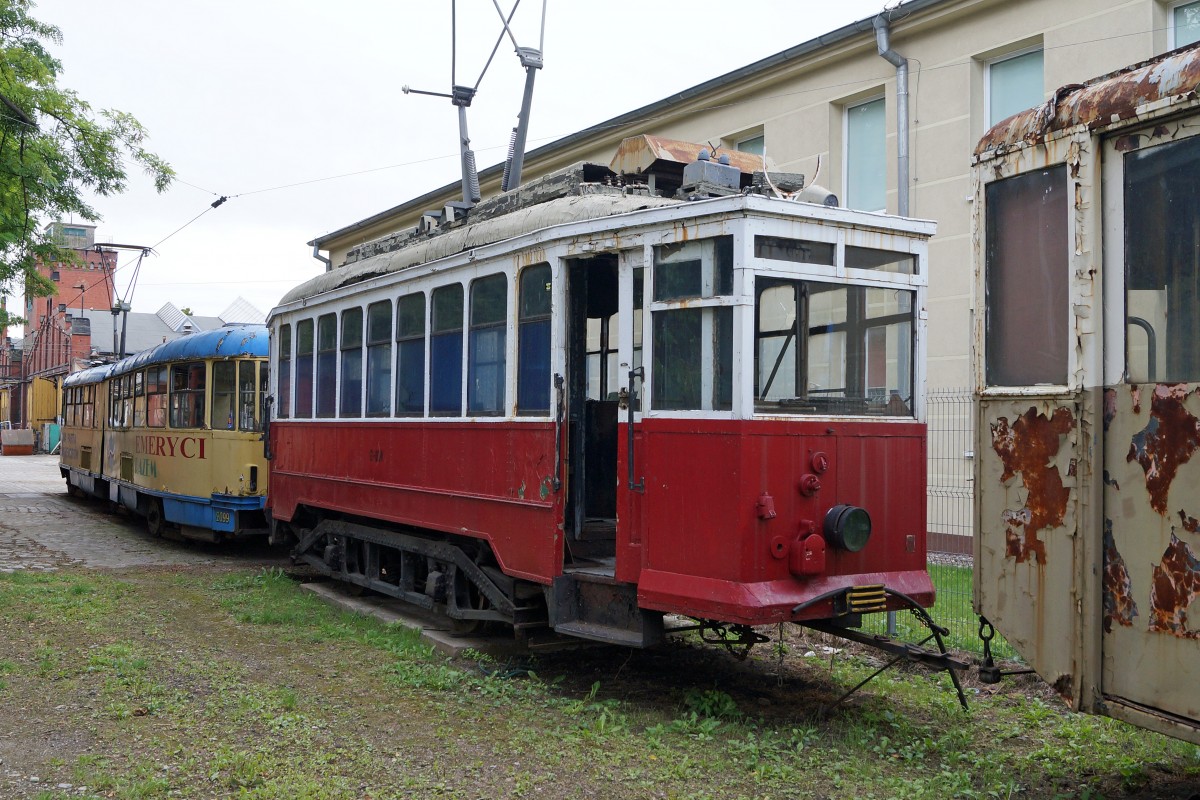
[682,687,740,719]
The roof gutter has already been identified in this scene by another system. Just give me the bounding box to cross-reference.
[874,14,910,217]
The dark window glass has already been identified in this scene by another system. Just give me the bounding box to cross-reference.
[212,361,236,429]
[239,361,260,431]
[396,293,426,416]
[170,362,206,428]
[366,301,392,416]
[654,236,733,301]
[430,285,464,415]
[1124,136,1200,382]
[845,246,916,275]
[147,366,167,428]
[518,264,552,413]
[278,324,292,419]
[316,313,337,417]
[340,307,364,417]
[295,319,314,417]
[754,236,835,266]
[469,274,507,415]
[985,166,1068,386]
[652,307,733,411]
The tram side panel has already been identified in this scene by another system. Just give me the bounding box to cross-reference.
[60,373,110,499]
[269,420,565,582]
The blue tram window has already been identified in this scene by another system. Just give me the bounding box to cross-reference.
[396,293,426,416]
[295,319,314,418]
[518,264,552,414]
[277,324,292,419]
[340,307,364,418]
[366,301,392,417]
[430,285,463,416]
[468,274,507,415]
[316,313,337,418]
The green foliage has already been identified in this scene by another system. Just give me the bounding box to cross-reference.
[0,0,173,327]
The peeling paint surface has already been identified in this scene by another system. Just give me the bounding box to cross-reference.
[1103,519,1138,633]
[991,407,1076,565]
[1181,511,1199,534]
[1149,534,1200,638]
[1125,385,1200,516]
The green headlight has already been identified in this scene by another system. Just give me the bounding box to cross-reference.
[824,504,872,552]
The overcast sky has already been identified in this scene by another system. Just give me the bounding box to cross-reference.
[22,0,893,320]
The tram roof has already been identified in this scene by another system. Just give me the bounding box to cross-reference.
[976,42,1200,157]
[63,325,269,386]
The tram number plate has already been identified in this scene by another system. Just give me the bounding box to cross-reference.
[214,510,232,525]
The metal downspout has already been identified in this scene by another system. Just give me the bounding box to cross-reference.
[874,15,910,217]
[312,244,332,274]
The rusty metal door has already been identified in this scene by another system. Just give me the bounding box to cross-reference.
[1098,122,1200,735]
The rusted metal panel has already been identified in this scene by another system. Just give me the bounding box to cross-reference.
[976,44,1200,156]
[1124,384,1200,516]
[609,134,774,176]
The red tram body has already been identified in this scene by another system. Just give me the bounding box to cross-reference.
[268,155,935,647]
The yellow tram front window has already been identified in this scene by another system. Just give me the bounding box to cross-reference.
[170,362,206,428]
[212,362,236,430]
[239,361,259,431]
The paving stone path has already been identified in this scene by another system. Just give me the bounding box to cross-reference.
[0,454,287,571]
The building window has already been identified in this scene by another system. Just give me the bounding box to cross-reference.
[468,274,507,415]
[735,133,765,156]
[396,293,426,416]
[987,48,1043,127]
[1174,1,1200,47]
[845,97,886,212]
[295,319,314,418]
[315,313,337,418]
[278,324,292,419]
[339,307,363,418]
[430,284,463,416]
[517,264,552,414]
[366,301,392,417]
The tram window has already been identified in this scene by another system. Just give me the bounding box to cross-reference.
[845,246,916,275]
[133,371,146,428]
[468,274,506,415]
[755,279,914,416]
[430,284,464,416]
[1124,135,1200,382]
[238,362,259,431]
[366,301,392,417]
[518,264,552,414]
[396,293,426,416]
[316,313,337,418]
[654,236,733,301]
[652,307,733,412]
[170,362,206,428]
[340,307,364,418]
[278,323,292,419]
[631,267,643,412]
[258,363,269,430]
[984,166,1068,386]
[295,319,313,418]
[212,361,236,429]
[754,236,835,266]
[121,374,134,429]
[147,366,167,428]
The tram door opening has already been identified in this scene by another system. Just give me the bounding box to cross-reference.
[565,256,619,558]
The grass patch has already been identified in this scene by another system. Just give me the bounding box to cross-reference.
[1,566,1197,800]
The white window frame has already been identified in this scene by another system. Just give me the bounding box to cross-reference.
[984,45,1044,128]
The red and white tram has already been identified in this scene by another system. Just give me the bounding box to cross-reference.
[267,154,936,651]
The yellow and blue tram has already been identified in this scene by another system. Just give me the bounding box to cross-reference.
[59,325,270,540]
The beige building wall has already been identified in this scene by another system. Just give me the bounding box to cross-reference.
[321,0,1175,388]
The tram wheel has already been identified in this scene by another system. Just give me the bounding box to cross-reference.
[146,499,166,538]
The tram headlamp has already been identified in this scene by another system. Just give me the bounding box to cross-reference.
[824,504,872,552]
